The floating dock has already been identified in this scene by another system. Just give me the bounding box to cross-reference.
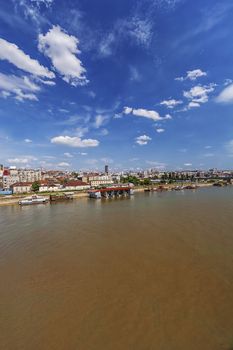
[88,186,134,199]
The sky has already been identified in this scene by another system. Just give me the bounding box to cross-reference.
[0,0,233,172]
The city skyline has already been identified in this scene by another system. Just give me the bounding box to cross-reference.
[1,0,233,171]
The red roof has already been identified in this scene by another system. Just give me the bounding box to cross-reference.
[11,182,33,187]
[3,169,10,176]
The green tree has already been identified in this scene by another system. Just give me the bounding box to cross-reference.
[143,178,151,186]
[32,181,40,192]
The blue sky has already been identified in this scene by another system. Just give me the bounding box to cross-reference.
[0,0,233,171]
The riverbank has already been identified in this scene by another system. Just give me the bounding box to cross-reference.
[0,182,224,207]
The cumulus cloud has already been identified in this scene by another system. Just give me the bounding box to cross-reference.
[123,107,171,122]
[176,69,207,81]
[216,83,233,103]
[160,99,183,108]
[24,138,32,143]
[0,73,40,101]
[135,134,152,145]
[0,38,54,79]
[156,128,165,133]
[183,84,215,107]
[51,135,99,148]
[38,25,88,86]
[184,163,192,166]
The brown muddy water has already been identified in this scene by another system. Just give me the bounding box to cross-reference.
[1,187,233,350]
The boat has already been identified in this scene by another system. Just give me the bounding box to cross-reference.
[171,186,183,191]
[88,190,101,199]
[19,195,48,205]
[183,185,198,189]
[50,192,74,201]
[213,182,222,187]
[144,188,151,192]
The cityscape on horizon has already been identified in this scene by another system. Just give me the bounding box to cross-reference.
[1,0,233,171]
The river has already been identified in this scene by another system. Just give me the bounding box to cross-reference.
[1,187,233,350]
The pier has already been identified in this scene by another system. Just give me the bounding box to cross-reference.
[88,186,134,199]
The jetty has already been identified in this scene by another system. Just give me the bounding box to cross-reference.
[88,186,134,199]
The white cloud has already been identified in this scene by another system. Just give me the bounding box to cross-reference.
[123,107,170,122]
[99,128,109,136]
[80,152,87,156]
[176,69,207,81]
[225,140,233,154]
[39,79,56,86]
[183,84,215,107]
[216,83,233,103]
[98,16,152,57]
[8,158,29,164]
[145,161,166,170]
[123,107,133,115]
[0,38,54,79]
[127,17,152,47]
[64,152,73,158]
[76,126,89,137]
[129,66,141,81]
[99,32,115,57]
[224,79,233,86]
[188,101,200,108]
[38,25,88,86]
[184,163,192,166]
[135,134,152,145]
[203,153,214,157]
[94,115,108,128]
[57,162,70,167]
[0,73,39,101]
[100,157,113,164]
[156,128,165,133]
[24,138,32,143]
[13,0,54,28]
[8,155,37,164]
[31,0,54,6]
[51,135,99,148]
[160,99,183,108]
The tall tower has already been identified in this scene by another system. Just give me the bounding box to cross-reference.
[105,165,109,175]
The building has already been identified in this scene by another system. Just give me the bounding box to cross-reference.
[105,165,109,175]
[18,169,41,183]
[2,168,41,189]
[11,182,33,194]
[38,181,61,192]
[89,175,114,188]
[3,168,19,189]
[63,180,90,191]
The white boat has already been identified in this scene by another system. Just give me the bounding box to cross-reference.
[19,195,48,205]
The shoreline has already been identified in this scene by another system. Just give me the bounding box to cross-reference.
[0,182,222,207]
